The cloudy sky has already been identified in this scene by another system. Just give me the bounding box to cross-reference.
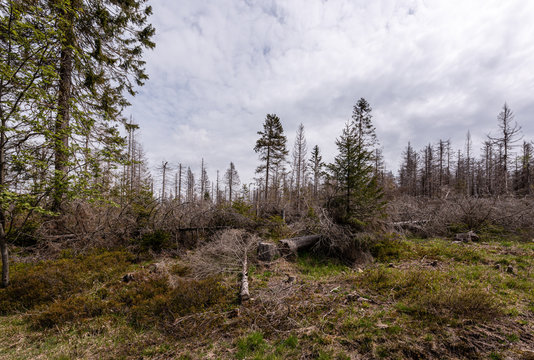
[128,0,534,186]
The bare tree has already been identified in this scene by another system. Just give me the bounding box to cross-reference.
[488,103,522,194]
[186,167,195,202]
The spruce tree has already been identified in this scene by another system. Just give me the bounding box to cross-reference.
[0,0,60,287]
[225,162,240,203]
[309,145,323,199]
[254,114,288,201]
[328,99,384,226]
[49,0,155,210]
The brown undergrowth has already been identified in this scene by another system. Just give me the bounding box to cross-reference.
[0,235,533,359]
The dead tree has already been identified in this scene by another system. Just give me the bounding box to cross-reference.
[278,235,321,258]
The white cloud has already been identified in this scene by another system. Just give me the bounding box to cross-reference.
[129,0,534,184]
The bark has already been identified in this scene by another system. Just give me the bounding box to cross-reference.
[257,242,279,261]
[278,235,321,257]
[240,251,250,302]
[0,92,7,288]
[0,225,7,288]
[53,5,74,212]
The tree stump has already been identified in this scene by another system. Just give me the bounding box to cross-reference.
[257,242,279,261]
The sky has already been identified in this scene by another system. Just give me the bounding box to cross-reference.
[128,0,534,188]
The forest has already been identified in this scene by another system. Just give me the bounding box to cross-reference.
[1,1,533,359]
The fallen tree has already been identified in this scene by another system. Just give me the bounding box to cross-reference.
[240,250,250,302]
[278,235,321,258]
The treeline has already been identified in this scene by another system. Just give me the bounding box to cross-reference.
[399,103,531,198]
[154,98,386,228]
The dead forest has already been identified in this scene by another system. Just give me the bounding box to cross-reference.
[1,1,534,359]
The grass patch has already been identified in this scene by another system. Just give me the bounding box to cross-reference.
[360,266,502,322]
[235,331,268,359]
[296,252,348,278]
[0,250,134,314]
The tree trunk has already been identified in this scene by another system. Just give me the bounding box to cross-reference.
[278,235,321,258]
[265,146,270,201]
[0,84,7,287]
[257,242,279,261]
[240,251,250,302]
[0,223,8,288]
[53,5,74,212]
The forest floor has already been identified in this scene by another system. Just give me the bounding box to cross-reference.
[0,235,533,359]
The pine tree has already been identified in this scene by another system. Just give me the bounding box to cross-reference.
[352,98,377,150]
[328,114,383,226]
[225,162,240,203]
[309,145,323,199]
[1,0,61,287]
[254,114,288,201]
[48,0,155,210]
[291,123,307,210]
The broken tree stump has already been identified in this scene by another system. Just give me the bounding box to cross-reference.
[257,242,279,261]
[278,235,321,258]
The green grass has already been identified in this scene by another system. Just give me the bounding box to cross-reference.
[0,236,532,359]
[296,252,349,278]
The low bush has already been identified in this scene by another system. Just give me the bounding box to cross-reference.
[0,250,133,314]
[113,275,234,329]
[31,294,105,329]
[360,267,502,321]
[139,230,171,252]
[369,234,411,262]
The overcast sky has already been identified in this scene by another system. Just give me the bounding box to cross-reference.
[128,0,534,187]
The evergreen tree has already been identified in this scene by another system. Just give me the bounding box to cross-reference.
[225,162,240,203]
[291,123,307,209]
[254,114,288,201]
[352,98,377,150]
[48,0,155,210]
[309,145,323,199]
[328,99,384,226]
[0,0,59,287]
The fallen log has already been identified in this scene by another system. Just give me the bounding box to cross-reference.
[240,251,250,302]
[391,220,428,233]
[278,235,321,258]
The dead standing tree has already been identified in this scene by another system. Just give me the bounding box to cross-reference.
[488,103,522,194]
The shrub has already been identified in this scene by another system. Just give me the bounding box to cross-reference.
[168,277,233,316]
[0,251,133,314]
[8,220,40,247]
[140,230,171,252]
[31,294,105,329]
[369,235,410,262]
[114,275,234,329]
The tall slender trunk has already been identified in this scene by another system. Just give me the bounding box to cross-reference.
[53,5,74,212]
[264,147,270,201]
[0,118,7,288]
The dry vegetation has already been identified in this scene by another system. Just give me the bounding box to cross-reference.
[1,202,533,360]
